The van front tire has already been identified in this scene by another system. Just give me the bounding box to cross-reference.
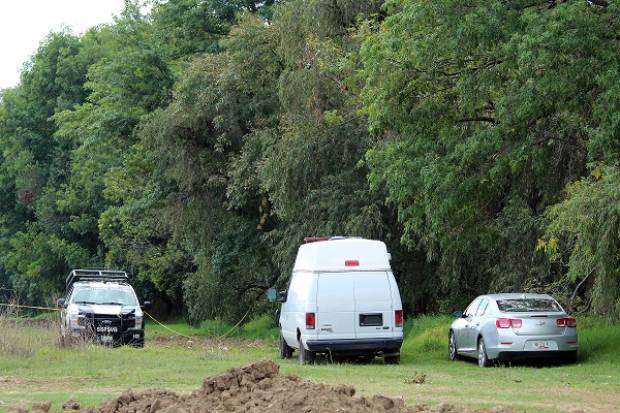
[298,339,315,365]
[279,333,293,359]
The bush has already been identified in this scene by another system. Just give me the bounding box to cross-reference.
[239,315,278,341]
[576,317,620,363]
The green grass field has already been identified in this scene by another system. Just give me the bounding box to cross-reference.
[0,315,619,412]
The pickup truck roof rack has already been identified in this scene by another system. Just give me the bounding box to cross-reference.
[65,269,129,290]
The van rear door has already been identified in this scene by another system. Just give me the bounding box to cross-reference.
[316,273,356,340]
[353,271,394,339]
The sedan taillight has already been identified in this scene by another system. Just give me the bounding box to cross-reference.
[556,317,577,327]
[496,318,522,328]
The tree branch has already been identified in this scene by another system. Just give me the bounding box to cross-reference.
[456,116,499,125]
[570,268,594,309]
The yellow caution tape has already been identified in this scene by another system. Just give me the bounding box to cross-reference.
[143,311,194,340]
[0,302,59,311]
[0,303,256,342]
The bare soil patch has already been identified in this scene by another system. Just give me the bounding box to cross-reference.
[9,360,516,413]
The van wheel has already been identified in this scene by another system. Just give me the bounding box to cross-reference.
[278,333,293,359]
[298,339,315,365]
[384,354,400,364]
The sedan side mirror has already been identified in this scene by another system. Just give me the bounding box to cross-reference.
[452,310,464,318]
[56,298,65,308]
[141,301,151,310]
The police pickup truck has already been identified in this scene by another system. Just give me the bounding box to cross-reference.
[57,269,149,347]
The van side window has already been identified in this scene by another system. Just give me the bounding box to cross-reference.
[475,298,489,317]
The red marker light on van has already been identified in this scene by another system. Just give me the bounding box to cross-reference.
[304,237,330,243]
[395,310,403,328]
[345,260,359,267]
[305,312,316,330]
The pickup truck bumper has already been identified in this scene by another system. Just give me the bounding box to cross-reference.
[305,338,402,354]
[69,327,144,347]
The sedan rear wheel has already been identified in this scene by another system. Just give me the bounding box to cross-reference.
[478,337,492,368]
[448,331,458,361]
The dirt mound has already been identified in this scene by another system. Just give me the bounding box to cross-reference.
[10,360,516,413]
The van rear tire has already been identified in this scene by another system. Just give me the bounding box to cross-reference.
[298,339,315,365]
[278,333,293,359]
[384,354,400,364]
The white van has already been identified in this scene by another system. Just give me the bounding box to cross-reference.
[276,237,404,364]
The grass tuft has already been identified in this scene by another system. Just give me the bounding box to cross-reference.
[401,315,452,361]
[574,316,620,363]
[0,314,59,358]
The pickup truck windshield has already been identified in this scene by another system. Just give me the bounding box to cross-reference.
[71,287,138,306]
[496,298,562,313]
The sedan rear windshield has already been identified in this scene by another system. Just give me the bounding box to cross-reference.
[496,298,562,313]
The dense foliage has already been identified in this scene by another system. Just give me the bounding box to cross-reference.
[1,0,619,321]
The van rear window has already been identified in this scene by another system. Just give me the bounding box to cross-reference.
[496,298,562,313]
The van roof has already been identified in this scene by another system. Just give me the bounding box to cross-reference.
[293,238,391,272]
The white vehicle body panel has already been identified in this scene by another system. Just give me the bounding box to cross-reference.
[279,238,403,354]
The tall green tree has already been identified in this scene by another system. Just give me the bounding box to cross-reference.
[0,32,91,302]
[359,0,618,310]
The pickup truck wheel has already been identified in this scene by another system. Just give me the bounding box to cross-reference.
[298,339,315,365]
[384,354,400,364]
[278,333,293,359]
[360,354,375,364]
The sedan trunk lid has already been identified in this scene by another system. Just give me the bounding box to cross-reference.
[509,313,568,336]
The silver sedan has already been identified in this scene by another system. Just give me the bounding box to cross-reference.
[449,293,578,367]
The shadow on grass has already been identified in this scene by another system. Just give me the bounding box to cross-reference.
[291,353,393,366]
